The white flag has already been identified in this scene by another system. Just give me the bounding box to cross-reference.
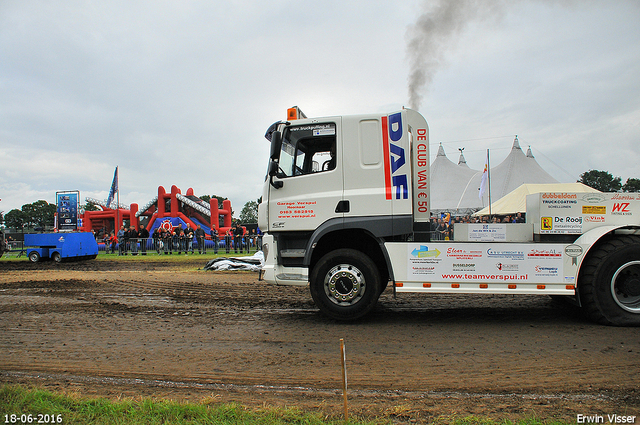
[479,150,489,200]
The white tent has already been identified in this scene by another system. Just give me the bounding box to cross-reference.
[429,144,483,214]
[430,137,561,214]
[473,183,600,216]
[483,137,558,205]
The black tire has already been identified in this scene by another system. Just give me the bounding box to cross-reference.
[28,251,40,263]
[309,249,381,321]
[52,252,62,263]
[579,235,640,326]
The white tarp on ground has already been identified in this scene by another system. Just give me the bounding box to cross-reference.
[473,183,600,216]
[203,251,264,272]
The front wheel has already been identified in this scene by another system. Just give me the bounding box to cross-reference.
[309,249,381,321]
[579,235,640,326]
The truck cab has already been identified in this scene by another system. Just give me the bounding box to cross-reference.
[259,107,429,284]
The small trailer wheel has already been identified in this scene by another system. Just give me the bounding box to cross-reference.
[29,251,40,263]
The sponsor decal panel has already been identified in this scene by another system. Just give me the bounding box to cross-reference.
[584,215,605,223]
[276,201,317,219]
[538,193,638,234]
[496,263,519,272]
[582,205,606,214]
[467,224,507,241]
[540,216,583,234]
[565,244,583,266]
[406,244,565,283]
[581,193,607,203]
[611,202,632,216]
[535,265,559,277]
[541,193,578,209]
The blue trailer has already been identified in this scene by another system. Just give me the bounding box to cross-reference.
[25,232,99,263]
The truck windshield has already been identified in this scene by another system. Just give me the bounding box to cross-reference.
[278,123,336,177]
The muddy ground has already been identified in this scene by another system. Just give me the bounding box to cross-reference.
[1,258,639,423]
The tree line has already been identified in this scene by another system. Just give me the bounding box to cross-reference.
[578,170,640,193]
[0,196,261,232]
[1,200,57,232]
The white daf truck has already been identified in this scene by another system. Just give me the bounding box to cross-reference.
[257,107,640,326]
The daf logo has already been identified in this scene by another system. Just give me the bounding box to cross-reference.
[272,222,285,229]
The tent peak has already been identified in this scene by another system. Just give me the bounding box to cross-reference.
[457,147,468,166]
[512,135,521,150]
[526,145,534,158]
[437,143,446,157]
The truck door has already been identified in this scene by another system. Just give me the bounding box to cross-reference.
[267,118,344,232]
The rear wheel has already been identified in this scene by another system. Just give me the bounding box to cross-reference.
[52,252,62,263]
[28,251,40,263]
[579,235,640,326]
[310,249,381,321]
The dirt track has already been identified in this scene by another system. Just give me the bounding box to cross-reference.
[1,258,639,423]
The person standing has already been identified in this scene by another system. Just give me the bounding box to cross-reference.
[138,224,149,255]
[152,228,160,253]
[184,223,195,254]
[102,232,110,253]
[256,227,263,251]
[435,218,448,241]
[225,229,232,254]
[109,231,118,254]
[163,228,172,254]
[233,223,243,254]
[117,225,126,255]
[209,226,219,254]
[195,225,206,254]
[176,228,184,254]
[129,225,139,255]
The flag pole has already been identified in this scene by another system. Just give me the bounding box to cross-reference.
[116,166,120,231]
[487,150,492,219]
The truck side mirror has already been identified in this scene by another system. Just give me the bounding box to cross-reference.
[268,160,283,189]
[270,131,282,160]
[268,160,279,177]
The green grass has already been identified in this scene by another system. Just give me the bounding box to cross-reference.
[0,385,356,424]
[0,385,575,425]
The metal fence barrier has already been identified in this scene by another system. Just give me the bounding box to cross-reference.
[2,241,26,258]
[99,236,263,255]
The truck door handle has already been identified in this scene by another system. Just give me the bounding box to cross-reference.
[335,200,350,213]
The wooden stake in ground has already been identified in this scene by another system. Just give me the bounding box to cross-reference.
[340,338,348,421]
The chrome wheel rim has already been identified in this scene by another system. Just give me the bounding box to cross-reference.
[324,263,366,306]
[611,261,640,313]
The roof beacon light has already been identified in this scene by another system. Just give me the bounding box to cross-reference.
[287,106,307,121]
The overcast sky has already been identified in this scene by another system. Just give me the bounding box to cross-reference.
[1,0,639,217]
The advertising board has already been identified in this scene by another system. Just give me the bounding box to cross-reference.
[528,192,640,234]
[56,191,79,231]
[405,243,578,284]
